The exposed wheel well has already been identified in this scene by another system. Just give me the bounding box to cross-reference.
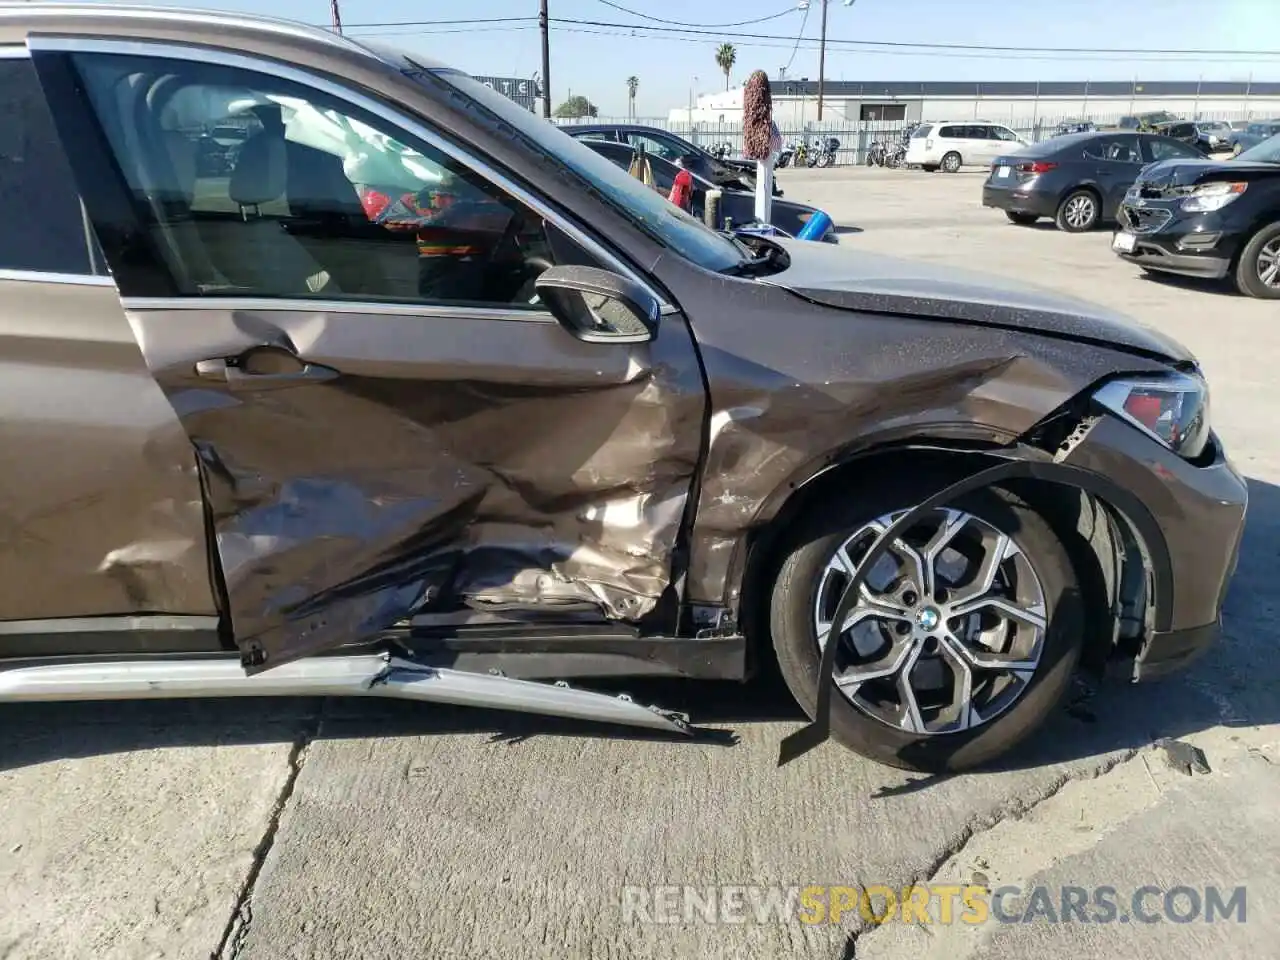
[737,447,1150,680]
[1059,184,1101,209]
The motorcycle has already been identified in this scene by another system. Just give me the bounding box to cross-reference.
[807,136,839,168]
[789,138,809,168]
[710,140,734,161]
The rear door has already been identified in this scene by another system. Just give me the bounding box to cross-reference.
[1082,134,1145,217]
[30,41,707,672]
[964,125,995,164]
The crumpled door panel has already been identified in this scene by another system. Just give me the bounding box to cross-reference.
[124,303,706,671]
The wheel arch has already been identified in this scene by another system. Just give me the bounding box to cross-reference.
[1059,182,1103,211]
[734,438,1173,677]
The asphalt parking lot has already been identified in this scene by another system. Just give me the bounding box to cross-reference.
[2,167,1278,960]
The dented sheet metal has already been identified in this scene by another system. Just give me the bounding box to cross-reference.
[123,303,706,671]
[641,246,1178,610]
[0,280,216,620]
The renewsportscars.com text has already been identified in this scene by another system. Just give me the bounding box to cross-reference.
[620,883,1247,926]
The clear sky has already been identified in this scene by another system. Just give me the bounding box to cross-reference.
[80,0,1280,116]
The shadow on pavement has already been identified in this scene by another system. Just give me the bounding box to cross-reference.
[2,478,1277,782]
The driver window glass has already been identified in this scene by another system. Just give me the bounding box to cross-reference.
[1084,136,1140,163]
[1146,137,1201,161]
[626,133,684,163]
[71,51,556,308]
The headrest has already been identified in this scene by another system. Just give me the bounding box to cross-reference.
[229,130,287,208]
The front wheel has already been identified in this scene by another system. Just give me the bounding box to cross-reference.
[1234,222,1280,299]
[769,484,1083,772]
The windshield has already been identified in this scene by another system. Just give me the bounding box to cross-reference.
[403,62,746,273]
[1236,132,1280,164]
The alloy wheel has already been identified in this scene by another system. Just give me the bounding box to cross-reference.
[942,153,961,173]
[1256,238,1280,289]
[812,507,1047,736]
[1064,194,1096,230]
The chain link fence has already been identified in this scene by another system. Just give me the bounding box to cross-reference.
[555,110,1259,167]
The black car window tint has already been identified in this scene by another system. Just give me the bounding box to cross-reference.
[627,133,683,163]
[71,51,560,309]
[0,59,96,275]
[1084,137,1139,163]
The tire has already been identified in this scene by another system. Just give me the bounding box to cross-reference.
[941,151,962,173]
[1055,188,1100,232]
[1005,211,1039,225]
[1233,222,1280,299]
[769,483,1083,772]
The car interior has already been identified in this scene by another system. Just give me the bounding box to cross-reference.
[80,60,558,307]
[1084,139,1142,163]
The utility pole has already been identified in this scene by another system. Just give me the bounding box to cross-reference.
[816,0,828,121]
[816,0,855,123]
[330,0,342,34]
[539,0,551,118]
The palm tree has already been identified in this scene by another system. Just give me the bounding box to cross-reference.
[715,43,737,90]
[626,76,639,120]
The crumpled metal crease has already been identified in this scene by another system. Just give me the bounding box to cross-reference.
[128,305,707,668]
[665,271,1173,609]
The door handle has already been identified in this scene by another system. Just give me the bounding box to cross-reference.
[194,356,340,389]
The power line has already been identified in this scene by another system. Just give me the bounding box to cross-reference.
[542,25,1280,64]
[783,2,810,74]
[589,1,796,29]
[551,17,1280,59]
[331,13,1280,60]
[339,16,537,29]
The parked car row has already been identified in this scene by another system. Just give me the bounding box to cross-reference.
[981,128,1280,298]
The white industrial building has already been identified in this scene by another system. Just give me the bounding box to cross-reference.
[669,79,1280,128]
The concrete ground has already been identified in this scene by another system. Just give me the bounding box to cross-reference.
[2,167,1278,960]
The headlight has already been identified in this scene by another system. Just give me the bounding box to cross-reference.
[1094,372,1211,459]
[1181,181,1247,212]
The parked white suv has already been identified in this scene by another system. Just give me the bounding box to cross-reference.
[906,121,1027,172]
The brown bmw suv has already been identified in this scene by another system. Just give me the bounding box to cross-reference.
[0,5,1247,772]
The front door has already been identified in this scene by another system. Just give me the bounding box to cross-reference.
[31,43,707,672]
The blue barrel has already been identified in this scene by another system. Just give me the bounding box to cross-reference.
[796,209,833,242]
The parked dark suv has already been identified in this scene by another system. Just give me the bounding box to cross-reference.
[1113,133,1280,298]
[0,5,1247,772]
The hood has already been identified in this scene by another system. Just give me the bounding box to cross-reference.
[1137,158,1279,192]
[759,238,1194,363]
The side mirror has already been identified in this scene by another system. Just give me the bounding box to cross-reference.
[533,265,660,344]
